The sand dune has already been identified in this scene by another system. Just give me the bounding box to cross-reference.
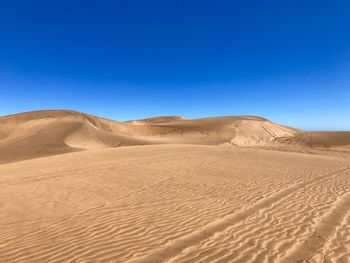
[1,110,350,262]
[1,110,348,165]
[0,110,151,163]
[274,131,350,149]
[0,110,300,163]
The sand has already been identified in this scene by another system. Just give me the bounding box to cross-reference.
[1,110,350,262]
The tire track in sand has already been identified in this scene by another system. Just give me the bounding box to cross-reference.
[127,166,350,263]
[278,191,350,263]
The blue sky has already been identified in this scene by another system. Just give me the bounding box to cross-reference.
[0,0,349,130]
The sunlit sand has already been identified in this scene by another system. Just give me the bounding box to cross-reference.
[1,110,350,262]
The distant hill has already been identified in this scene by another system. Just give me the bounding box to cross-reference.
[1,110,349,164]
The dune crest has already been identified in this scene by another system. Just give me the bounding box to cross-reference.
[1,110,349,164]
[0,110,297,163]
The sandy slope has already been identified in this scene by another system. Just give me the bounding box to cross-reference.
[1,110,350,262]
[1,110,349,165]
[1,145,350,262]
[0,110,153,164]
[274,131,350,150]
[0,110,299,164]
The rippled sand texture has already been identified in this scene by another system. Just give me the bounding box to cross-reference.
[1,144,349,263]
[1,110,350,262]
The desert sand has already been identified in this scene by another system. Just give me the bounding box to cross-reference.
[1,110,350,262]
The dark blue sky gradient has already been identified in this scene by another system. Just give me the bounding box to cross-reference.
[0,0,349,130]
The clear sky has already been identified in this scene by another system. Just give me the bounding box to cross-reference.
[1,1,349,130]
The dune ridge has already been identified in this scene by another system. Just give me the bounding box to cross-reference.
[0,109,304,163]
[1,110,349,164]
